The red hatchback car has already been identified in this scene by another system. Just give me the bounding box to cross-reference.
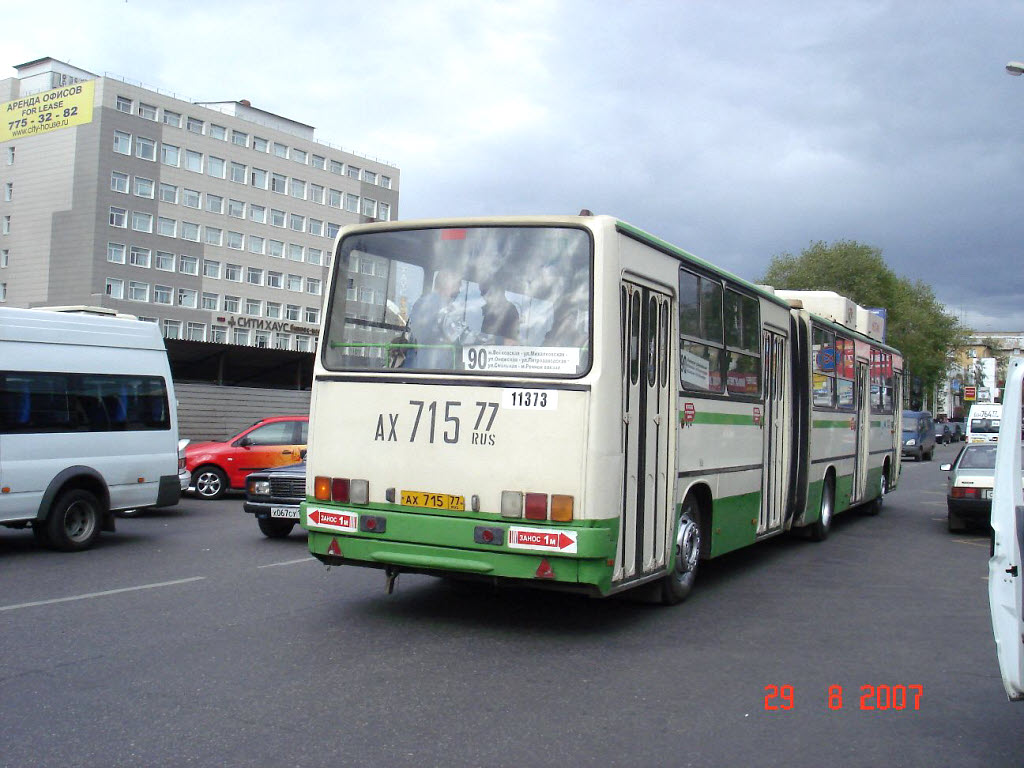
[186,416,308,499]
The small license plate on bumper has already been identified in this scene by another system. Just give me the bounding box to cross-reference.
[400,491,465,511]
[271,507,301,519]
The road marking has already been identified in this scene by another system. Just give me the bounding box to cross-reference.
[0,576,206,613]
[257,557,316,569]
[951,538,989,548]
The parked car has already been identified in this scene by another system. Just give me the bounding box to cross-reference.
[942,443,1024,532]
[244,460,306,538]
[901,409,936,461]
[186,416,308,500]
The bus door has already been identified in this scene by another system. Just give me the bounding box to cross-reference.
[852,361,870,503]
[892,372,903,482]
[618,279,673,582]
[758,329,789,534]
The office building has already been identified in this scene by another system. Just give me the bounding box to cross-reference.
[0,57,400,359]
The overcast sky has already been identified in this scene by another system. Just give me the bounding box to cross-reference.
[6,0,1024,331]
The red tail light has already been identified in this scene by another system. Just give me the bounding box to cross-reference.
[524,493,548,520]
[951,487,980,499]
[332,478,350,503]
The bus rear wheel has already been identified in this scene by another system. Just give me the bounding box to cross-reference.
[46,489,103,552]
[661,497,702,605]
[808,477,834,541]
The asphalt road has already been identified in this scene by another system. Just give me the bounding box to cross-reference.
[1,440,1021,767]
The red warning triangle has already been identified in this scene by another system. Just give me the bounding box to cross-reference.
[327,538,342,556]
[535,558,555,579]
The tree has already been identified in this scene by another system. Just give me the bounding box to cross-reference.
[760,240,965,401]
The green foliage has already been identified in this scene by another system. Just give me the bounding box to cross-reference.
[760,240,964,393]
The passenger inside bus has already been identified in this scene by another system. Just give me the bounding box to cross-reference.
[479,281,520,345]
[402,269,464,369]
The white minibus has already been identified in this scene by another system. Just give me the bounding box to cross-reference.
[0,307,180,550]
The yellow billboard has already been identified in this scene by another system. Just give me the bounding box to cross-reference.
[1,80,95,143]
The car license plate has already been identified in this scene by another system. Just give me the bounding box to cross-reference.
[271,506,300,519]
[400,490,465,511]
[983,489,993,500]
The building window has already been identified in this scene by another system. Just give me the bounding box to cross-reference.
[105,277,124,299]
[162,110,182,128]
[109,207,127,228]
[271,173,287,194]
[128,281,150,302]
[287,274,302,292]
[138,103,157,121]
[288,244,304,262]
[181,221,200,241]
[253,330,270,348]
[362,170,377,184]
[224,263,242,282]
[306,278,322,295]
[111,171,129,193]
[230,162,247,183]
[136,137,156,161]
[204,227,223,246]
[187,117,204,134]
[329,160,344,175]
[227,231,244,250]
[347,165,360,179]
[203,259,221,279]
[345,193,359,212]
[0,282,6,301]
[233,327,250,346]
[116,96,132,113]
[2,182,10,202]
[268,240,284,258]
[231,130,248,147]
[157,217,177,237]
[161,143,180,167]
[305,307,320,324]
[380,175,392,190]
[289,214,305,232]
[179,255,199,275]
[1,216,8,235]
[246,266,263,285]
[163,319,182,339]
[245,298,262,316]
[248,204,266,224]
[307,248,323,266]
[285,304,300,321]
[248,235,265,254]
[211,325,227,343]
[267,271,283,289]
[272,142,288,158]
[178,288,198,308]
[251,168,268,189]
[107,242,126,264]
[329,189,342,208]
[205,194,224,214]
[134,177,155,198]
[223,295,240,313]
[182,188,200,209]
[327,222,340,238]
[131,212,153,233]
[378,202,390,221]
[227,199,244,218]
[209,124,227,141]
[202,292,219,310]
[155,252,175,271]
[3,248,12,267]
[311,155,326,170]
[113,131,131,155]
[309,184,325,205]
[5,147,13,165]
[266,301,281,319]
[295,335,311,352]
[252,137,268,152]
[291,148,308,164]
[362,198,377,218]
[207,156,226,179]
[159,183,179,204]
[289,178,306,199]
[308,219,323,237]
[185,150,203,173]
[270,208,286,228]
[186,322,206,341]
[129,246,151,268]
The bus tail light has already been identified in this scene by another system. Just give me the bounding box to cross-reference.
[332,478,350,503]
[314,476,331,501]
[501,491,523,518]
[313,476,369,504]
[525,493,548,520]
[550,495,574,522]
[350,479,369,504]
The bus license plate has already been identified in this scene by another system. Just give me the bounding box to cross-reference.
[400,491,465,511]
[271,507,300,519]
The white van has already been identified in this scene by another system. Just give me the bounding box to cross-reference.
[967,403,1003,444]
[0,307,180,550]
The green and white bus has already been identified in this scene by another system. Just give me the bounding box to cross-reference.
[303,215,903,602]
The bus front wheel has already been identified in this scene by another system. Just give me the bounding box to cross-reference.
[661,497,702,605]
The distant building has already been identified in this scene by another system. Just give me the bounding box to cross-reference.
[0,57,399,390]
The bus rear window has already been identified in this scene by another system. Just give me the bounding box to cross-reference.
[322,226,592,376]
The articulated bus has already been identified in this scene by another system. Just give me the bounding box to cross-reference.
[302,215,903,603]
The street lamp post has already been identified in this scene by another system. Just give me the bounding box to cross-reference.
[1007,61,1024,76]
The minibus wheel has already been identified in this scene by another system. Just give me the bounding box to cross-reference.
[661,496,701,605]
[46,489,103,552]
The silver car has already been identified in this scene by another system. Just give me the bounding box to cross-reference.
[941,443,1024,532]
